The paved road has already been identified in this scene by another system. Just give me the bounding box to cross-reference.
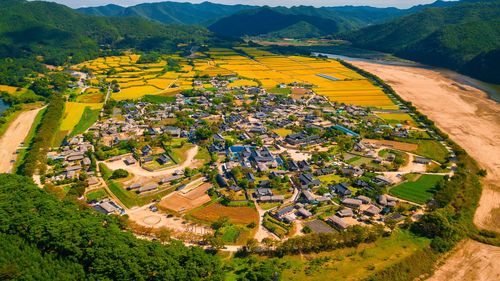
[0,107,44,173]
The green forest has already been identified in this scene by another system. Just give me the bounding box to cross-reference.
[344,0,500,83]
[0,174,223,280]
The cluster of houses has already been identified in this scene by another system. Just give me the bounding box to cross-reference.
[46,135,99,185]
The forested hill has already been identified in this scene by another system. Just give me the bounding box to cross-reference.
[0,0,215,65]
[208,7,362,38]
[77,1,255,26]
[343,0,500,83]
[0,173,223,280]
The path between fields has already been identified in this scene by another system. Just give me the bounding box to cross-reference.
[253,200,280,242]
[350,60,500,281]
[0,107,44,173]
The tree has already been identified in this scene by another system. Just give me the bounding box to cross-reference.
[245,238,259,253]
[110,169,129,179]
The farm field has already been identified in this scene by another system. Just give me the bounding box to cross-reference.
[389,174,444,204]
[72,49,399,109]
[60,102,102,134]
[189,202,259,225]
[376,113,417,126]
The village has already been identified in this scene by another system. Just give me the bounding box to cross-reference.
[41,57,455,248]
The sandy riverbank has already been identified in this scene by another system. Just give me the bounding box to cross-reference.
[350,60,500,281]
[0,107,43,173]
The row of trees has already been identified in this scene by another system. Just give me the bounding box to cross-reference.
[18,94,65,176]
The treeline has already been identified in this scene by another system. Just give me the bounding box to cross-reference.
[0,174,223,280]
[18,94,64,176]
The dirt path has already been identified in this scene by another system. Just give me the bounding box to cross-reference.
[0,107,43,173]
[103,145,199,177]
[253,200,280,242]
[350,60,500,281]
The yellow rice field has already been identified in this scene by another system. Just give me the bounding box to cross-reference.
[72,48,397,108]
[60,102,102,132]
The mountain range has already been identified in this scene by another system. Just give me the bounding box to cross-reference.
[77,1,460,37]
[344,0,500,83]
[0,0,215,65]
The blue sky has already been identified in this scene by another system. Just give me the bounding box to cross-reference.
[48,0,452,9]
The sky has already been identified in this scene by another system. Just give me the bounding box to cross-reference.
[45,0,449,9]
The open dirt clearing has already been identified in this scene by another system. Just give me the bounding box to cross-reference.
[350,60,500,281]
[158,183,212,213]
[0,107,43,173]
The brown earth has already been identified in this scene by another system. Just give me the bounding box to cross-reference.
[350,60,500,281]
[0,107,43,173]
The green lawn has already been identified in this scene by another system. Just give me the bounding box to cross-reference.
[389,174,444,204]
[70,106,100,136]
[85,189,107,202]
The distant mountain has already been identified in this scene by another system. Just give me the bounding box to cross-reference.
[206,1,463,38]
[344,0,500,83]
[77,1,255,25]
[208,6,362,38]
[324,0,458,24]
[0,0,215,65]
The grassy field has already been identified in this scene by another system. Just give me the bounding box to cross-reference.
[70,107,100,136]
[317,174,347,185]
[389,174,444,204]
[85,189,107,202]
[141,94,176,103]
[415,140,449,163]
[280,230,430,281]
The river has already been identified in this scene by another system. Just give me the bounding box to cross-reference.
[312,52,500,103]
[0,99,9,114]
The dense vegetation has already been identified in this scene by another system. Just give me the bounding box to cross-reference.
[77,1,254,26]
[0,174,223,280]
[17,94,64,176]
[0,0,214,66]
[344,0,500,83]
[208,6,362,38]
